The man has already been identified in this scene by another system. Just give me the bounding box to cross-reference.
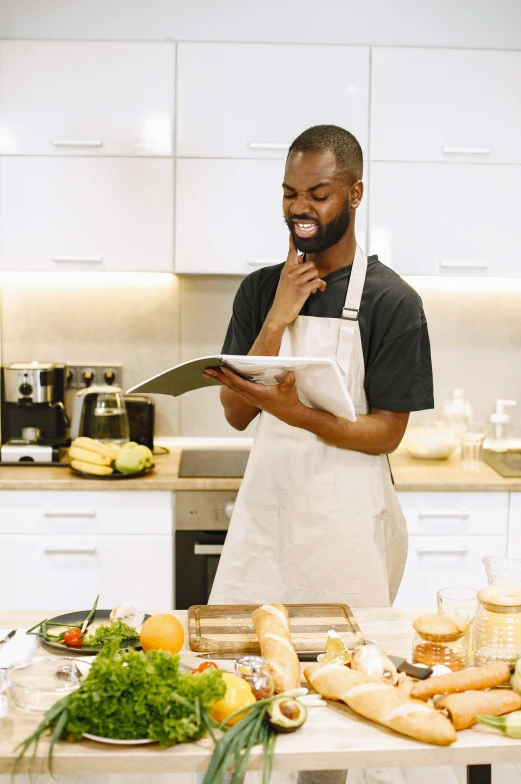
[204,124,434,609]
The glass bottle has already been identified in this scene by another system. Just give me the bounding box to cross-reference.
[473,585,521,667]
[412,613,469,671]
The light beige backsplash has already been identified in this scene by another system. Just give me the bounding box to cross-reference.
[1,275,520,438]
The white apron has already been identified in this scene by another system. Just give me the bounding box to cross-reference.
[209,245,408,607]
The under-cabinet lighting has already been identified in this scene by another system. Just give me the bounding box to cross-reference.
[402,276,521,292]
[0,271,173,287]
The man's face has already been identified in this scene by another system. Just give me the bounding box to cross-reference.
[282,150,357,254]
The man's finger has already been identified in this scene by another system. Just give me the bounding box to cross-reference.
[280,371,296,387]
[285,231,301,268]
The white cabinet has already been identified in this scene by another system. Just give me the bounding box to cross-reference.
[508,494,521,558]
[394,492,509,607]
[0,41,175,156]
[368,162,521,276]
[177,43,369,159]
[371,47,521,164]
[175,158,368,275]
[0,491,174,611]
[0,157,174,271]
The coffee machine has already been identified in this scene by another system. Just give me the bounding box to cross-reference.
[0,362,70,463]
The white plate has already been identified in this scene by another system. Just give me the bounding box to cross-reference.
[83,733,155,745]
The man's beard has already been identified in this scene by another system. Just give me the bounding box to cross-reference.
[285,197,351,254]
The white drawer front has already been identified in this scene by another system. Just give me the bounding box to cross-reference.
[393,535,506,608]
[0,491,173,535]
[397,492,508,536]
[0,534,173,611]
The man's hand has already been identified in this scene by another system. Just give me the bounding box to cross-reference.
[266,235,326,331]
[203,367,304,426]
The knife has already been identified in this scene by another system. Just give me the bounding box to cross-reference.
[0,630,16,647]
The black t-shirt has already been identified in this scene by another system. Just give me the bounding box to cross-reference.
[221,255,434,413]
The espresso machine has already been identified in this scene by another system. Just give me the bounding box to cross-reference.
[0,362,70,463]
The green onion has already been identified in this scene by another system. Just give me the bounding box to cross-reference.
[81,594,99,634]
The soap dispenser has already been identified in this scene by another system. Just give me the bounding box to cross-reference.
[442,389,473,435]
[489,400,517,452]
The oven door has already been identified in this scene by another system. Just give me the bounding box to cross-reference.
[175,530,226,609]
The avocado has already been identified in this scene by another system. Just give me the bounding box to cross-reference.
[265,697,307,733]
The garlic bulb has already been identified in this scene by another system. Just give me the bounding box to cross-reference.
[351,644,398,685]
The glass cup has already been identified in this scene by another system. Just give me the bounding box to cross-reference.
[461,421,487,466]
[90,391,130,444]
[437,587,479,663]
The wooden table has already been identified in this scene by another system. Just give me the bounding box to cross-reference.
[0,608,516,783]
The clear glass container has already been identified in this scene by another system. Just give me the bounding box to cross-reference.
[6,658,86,712]
[91,391,130,444]
[473,585,521,667]
[235,656,274,701]
[412,613,468,672]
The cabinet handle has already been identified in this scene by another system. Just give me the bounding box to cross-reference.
[417,547,468,556]
[247,258,284,266]
[439,260,488,270]
[194,544,224,556]
[44,546,97,555]
[247,142,290,150]
[418,508,469,519]
[44,509,97,519]
[442,146,491,155]
[52,139,103,148]
[52,256,103,264]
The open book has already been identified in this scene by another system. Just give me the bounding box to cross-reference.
[127,355,356,421]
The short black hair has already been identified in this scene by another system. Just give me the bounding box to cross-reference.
[288,125,363,183]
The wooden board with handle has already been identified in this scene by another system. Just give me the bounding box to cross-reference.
[188,603,365,654]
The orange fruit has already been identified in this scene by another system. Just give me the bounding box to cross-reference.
[210,672,256,726]
[139,614,185,654]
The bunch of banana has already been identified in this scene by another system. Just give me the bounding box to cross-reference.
[69,437,154,476]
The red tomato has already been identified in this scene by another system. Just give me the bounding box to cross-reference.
[191,661,218,673]
[63,628,83,648]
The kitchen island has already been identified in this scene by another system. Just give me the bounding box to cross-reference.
[0,608,518,782]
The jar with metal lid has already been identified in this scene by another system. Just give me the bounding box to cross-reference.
[412,614,469,672]
[235,656,274,701]
[473,585,521,667]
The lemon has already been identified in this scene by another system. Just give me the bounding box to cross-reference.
[210,672,256,726]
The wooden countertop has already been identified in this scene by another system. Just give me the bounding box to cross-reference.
[0,446,520,492]
[2,607,521,774]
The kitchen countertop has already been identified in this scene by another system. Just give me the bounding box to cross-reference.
[1,606,521,775]
[0,439,520,491]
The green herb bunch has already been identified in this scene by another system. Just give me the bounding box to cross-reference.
[15,640,226,774]
[82,621,138,647]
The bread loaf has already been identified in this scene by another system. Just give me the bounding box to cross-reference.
[435,689,521,730]
[252,604,300,693]
[305,662,456,746]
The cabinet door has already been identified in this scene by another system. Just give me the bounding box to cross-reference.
[371,47,521,164]
[0,41,175,156]
[0,534,173,611]
[177,43,369,159]
[368,162,521,276]
[508,495,521,558]
[175,158,368,274]
[394,535,506,608]
[0,157,174,271]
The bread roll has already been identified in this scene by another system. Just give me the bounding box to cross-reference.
[436,690,521,730]
[410,662,510,701]
[305,662,456,746]
[252,604,300,693]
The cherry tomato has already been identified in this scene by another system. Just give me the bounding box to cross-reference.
[191,661,218,673]
[63,628,83,648]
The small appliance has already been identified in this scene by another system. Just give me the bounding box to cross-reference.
[70,386,155,450]
[0,362,70,463]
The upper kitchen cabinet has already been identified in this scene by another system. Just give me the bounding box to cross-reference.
[371,47,521,164]
[0,41,175,156]
[176,44,369,159]
[368,162,521,276]
[0,157,173,271]
[175,159,368,275]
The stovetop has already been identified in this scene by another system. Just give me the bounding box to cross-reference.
[178,449,250,478]
[484,449,521,478]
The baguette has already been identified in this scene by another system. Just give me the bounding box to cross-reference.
[435,690,521,730]
[252,604,300,693]
[410,662,510,702]
[305,662,456,746]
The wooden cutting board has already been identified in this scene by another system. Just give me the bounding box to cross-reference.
[188,603,365,654]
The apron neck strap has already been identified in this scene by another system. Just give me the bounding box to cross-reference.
[336,245,368,375]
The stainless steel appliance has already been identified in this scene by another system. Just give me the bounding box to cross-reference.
[70,386,155,449]
[174,449,250,609]
[1,362,69,462]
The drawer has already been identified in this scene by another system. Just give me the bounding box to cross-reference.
[394,534,507,608]
[396,492,508,536]
[0,491,173,535]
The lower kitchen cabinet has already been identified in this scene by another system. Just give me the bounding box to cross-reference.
[508,494,521,558]
[394,491,509,607]
[0,490,174,610]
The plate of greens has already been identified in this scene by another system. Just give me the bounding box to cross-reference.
[83,733,155,745]
[27,597,150,654]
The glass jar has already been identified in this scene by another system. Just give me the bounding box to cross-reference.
[473,585,521,667]
[412,613,468,672]
[235,656,274,701]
